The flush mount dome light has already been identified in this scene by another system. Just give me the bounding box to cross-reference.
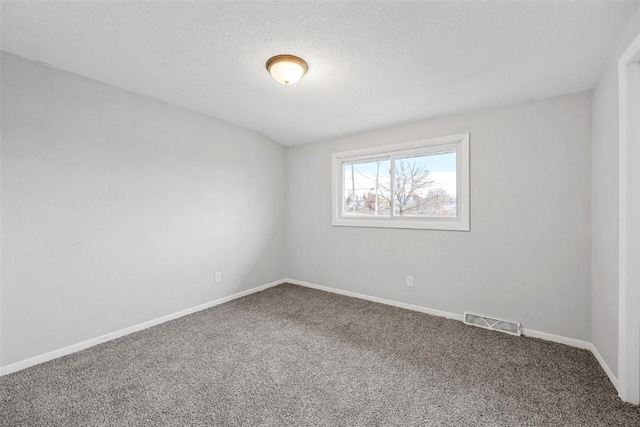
[266,54,308,85]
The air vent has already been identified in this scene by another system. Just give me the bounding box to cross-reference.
[463,312,521,336]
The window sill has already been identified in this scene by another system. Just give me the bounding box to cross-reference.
[331,216,469,231]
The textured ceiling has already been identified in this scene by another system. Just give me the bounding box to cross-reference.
[1,1,639,146]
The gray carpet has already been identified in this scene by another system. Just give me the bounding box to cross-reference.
[1,284,639,426]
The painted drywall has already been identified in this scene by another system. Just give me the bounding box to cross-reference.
[286,92,592,341]
[591,11,640,380]
[0,52,286,366]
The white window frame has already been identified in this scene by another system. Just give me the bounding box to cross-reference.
[332,133,470,231]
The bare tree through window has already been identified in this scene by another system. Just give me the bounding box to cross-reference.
[344,152,456,217]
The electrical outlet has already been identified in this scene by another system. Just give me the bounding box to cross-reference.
[215,272,222,284]
[406,275,414,287]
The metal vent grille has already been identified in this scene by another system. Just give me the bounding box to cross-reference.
[464,312,521,336]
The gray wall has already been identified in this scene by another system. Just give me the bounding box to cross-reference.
[0,53,286,366]
[591,11,640,379]
[286,92,592,341]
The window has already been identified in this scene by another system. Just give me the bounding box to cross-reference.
[332,133,469,231]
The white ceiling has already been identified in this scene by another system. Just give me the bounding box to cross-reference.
[1,1,639,146]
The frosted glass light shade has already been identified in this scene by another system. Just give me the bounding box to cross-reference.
[266,55,308,85]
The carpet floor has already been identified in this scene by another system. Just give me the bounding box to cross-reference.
[1,283,639,426]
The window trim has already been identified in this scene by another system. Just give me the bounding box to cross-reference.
[331,133,470,231]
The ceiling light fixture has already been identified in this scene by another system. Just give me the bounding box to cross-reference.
[266,55,308,85]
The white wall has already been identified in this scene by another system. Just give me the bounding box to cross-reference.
[286,92,592,341]
[0,53,286,366]
[591,11,640,379]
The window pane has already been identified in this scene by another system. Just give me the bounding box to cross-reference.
[393,151,457,217]
[343,159,391,216]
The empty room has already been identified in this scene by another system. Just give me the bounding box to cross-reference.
[2,1,640,425]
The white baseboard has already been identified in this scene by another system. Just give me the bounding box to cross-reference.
[521,328,591,350]
[284,278,464,322]
[0,279,284,376]
[591,343,619,389]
